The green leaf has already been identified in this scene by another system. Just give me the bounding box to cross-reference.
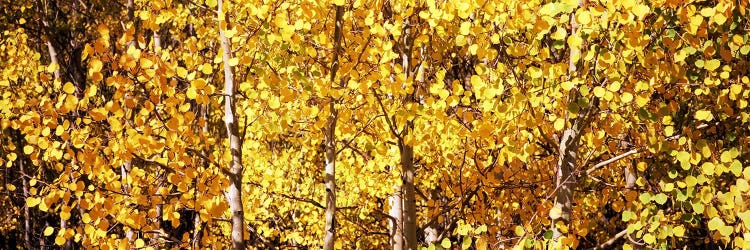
[543,230,553,239]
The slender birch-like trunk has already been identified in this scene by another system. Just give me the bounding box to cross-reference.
[551,0,585,245]
[400,17,417,250]
[323,4,344,250]
[389,188,404,249]
[218,0,245,248]
[388,16,417,250]
[17,133,31,250]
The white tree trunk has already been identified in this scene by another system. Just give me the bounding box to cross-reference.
[389,188,404,250]
[399,17,417,250]
[550,1,586,246]
[218,0,245,248]
[323,4,344,250]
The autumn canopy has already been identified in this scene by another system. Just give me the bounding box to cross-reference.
[1,0,749,249]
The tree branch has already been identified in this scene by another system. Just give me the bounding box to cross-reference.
[590,229,627,250]
[373,89,401,140]
[585,148,639,175]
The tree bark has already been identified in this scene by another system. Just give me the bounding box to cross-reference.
[399,17,417,250]
[389,188,404,250]
[17,133,31,250]
[218,0,245,248]
[45,40,61,80]
[551,1,584,246]
[323,4,344,250]
[400,141,416,250]
[388,15,417,250]
[552,127,580,242]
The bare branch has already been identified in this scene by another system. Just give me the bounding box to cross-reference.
[585,149,639,175]
[590,229,627,250]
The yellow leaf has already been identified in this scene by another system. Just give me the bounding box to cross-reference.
[47,62,59,73]
[635,94,649,107]
[593,86,605,97]
[718,225,733,237]
[704,59,721,71]
[460,22,471,36]
[576,11,591,25]
[269,96,281,109]
[440,238,451,248]
[713,13,727,25]
[90,108,108,121]
[333,0,345,6]
[694,110,714,121]
[528,67,543,79]
[55,236,66,246]
[82,213,92,223]
[63,82,76,94]
[622,0,635,9]
[139,10,150,20]
[561,81,574,91]
[549,206,563,219]
[632,5,650,19]
[90,59,103,73]
[700,7,716,17]
[720,151,733,163]
[665,126,674,136]
[228,58,239,66]
[621,92,633,103]
[135,239,145,248]
[643,233,655,244]
[455,35,467,46]
[26,197,41,207]
[176,67,188,78]
[23,145,33,155]
[44,227,54,236]
[673,225,685,237]
[470,75,484,89]
[554,119,565,131]
[201,63,213,75]
[737,179,749,192]
[567,34,582,48]
[676,151,690,163]
[187,87,198,100]
[551,27,567,40]
[689,15,703,34]
[475,237,488,250]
